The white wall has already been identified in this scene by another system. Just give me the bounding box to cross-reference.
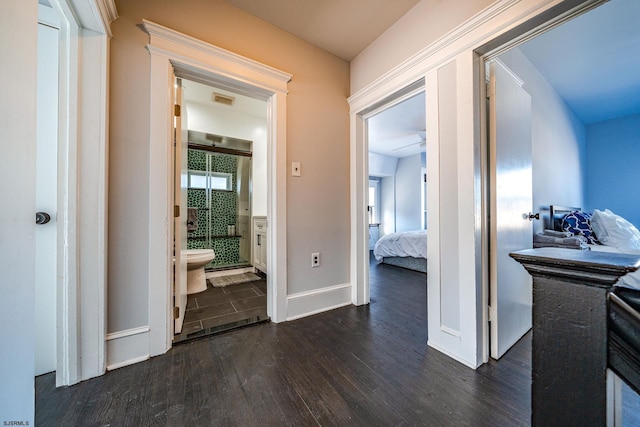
[351,0,494,93]
[187,100,268,216]
[498,48,587,232]
[380,176,396,235]
[0,1,37,423]
[395,154,423,232]
[369,151,424,235]
[369,153,426,235]
[369,151,398,177]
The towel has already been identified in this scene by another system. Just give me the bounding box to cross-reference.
[533,232,589,250]
[543,229,573,238]
[187,208,198,232]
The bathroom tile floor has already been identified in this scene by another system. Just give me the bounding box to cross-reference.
[173,275,268,343]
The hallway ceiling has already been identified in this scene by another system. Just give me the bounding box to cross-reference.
[197,0,638,158]
[224,0,420,61]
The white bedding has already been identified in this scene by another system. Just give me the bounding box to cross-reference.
[373,230,427,261]
[586,208,640,290]
[589,244,640,290]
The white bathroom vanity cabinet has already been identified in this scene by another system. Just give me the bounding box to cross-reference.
[252,216,267,274]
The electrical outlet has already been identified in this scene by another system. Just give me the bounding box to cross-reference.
[311,252,320,267]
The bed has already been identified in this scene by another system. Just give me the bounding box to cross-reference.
[548,205,640,290]
[373,230,427,273]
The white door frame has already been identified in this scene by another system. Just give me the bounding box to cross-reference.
[50,0,114,386]
[143,20,291,357]
[349,82,425,307]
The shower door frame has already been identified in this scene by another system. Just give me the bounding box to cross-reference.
[144,20,291,357]
[188,145,254,270]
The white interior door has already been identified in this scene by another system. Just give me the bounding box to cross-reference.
[488,59,533,359]
[173,77,188,334]
[35,21,59,376]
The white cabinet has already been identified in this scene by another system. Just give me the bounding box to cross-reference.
[253,216,267,273]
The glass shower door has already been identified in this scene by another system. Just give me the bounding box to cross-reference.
[187,148,252,270]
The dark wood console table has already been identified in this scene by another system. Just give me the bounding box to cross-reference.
[510,248,640,426]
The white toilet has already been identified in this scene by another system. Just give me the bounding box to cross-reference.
[185,249,215,294]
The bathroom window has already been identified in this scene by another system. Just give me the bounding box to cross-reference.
[188,170,232,191]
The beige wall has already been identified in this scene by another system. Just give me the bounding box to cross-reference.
[109,0,350,332]
[350,0,494,94]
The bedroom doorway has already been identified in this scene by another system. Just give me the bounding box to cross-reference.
[365,85,427,311]
[479,0,639,361]
[479,0,640,420]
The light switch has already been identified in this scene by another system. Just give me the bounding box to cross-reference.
[292,162,301,177]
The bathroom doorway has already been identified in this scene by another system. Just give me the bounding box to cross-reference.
[174,79,269,343]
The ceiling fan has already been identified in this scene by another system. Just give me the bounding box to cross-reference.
[392,130,426,152]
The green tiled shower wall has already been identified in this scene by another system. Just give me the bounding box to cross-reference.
[187,149,247,269]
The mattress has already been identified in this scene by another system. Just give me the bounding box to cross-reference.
[373,230,427,261]
[589,244,640,290]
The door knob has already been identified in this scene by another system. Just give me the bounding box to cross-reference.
[36,212,51,225]
[528,212,540,221]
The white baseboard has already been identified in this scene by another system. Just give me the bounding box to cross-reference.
[427,339,477,369]
[286,283,352,321]
[106,326,150,370]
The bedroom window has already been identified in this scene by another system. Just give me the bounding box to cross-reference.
[422,168,427,229]
[368,178,380,224]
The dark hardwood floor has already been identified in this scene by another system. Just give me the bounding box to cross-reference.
[35,257,532,426]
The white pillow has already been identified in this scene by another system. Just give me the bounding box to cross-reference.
[591,209,640,251]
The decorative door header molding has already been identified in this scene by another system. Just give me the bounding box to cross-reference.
[142,19,292,94]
